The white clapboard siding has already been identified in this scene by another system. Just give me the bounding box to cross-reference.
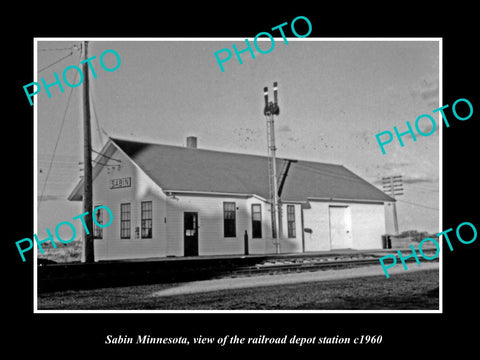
[92,148,168,260]
[350,203,385,249]
[278,203,303,253]
[303,201,332,252]
[303,201,385,252]
[89,143,384,260]
[246,199,268,255]
[166,195,249,256]
[165,195,304,256]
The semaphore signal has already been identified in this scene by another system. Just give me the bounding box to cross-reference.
[264,82,281,253]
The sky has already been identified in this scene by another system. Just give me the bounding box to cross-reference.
[35,38,440,237]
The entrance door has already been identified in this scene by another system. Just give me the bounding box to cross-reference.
[184,212,198,256]
[329,206,352,249]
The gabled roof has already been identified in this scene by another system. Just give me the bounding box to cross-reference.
[69,137,394,203]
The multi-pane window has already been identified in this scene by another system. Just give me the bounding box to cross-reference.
[252,204,262,238]
[287,205,296,238]
[94,206,103,239]
[141,201,153,239]
[120,203,131,239]
[223,202,236,237]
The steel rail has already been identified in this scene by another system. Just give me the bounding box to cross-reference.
[225,253,440,278]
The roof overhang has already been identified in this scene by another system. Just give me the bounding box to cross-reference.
[306,197,392,205]
[164,190,268,202]
[68,138,117,201]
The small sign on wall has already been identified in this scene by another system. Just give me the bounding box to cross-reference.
[110,177,131,189]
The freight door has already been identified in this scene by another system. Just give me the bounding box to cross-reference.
[329,206,352,249]
[184,212,199,256]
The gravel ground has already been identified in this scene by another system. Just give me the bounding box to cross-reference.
[37,263,439,310]
[151,262,438,297]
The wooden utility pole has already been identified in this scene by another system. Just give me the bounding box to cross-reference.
[382,175,403,235]
[82,41,94,263]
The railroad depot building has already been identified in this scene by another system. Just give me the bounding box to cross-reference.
[68,137,394,261]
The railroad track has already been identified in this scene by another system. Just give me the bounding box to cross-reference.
[223,251,440,278]
[38,249,440,292]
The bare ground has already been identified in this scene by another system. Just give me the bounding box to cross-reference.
[37,267,439,310]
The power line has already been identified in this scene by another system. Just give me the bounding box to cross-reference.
[38,45,80,52]
[406,183,439,193]
[38,50,77,73]
[397,198,439,211]
[39,54,81,209]
[38,153,78,158]
[92,149,121,162]
[38,159,79,164]
[93,160,120,167]
[382,175,404,198]
[37,156,79,163]
[38,180,76,184]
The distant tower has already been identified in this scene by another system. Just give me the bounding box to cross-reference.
[263,82,281,253]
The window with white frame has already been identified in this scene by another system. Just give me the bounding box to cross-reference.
[287,205,296,238]
[94,205,103,239]
[252,204,262,238]
[141,201,152,239]
[223,202,236,237]
[120,203,131,239]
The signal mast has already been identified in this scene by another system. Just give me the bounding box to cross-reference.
[263,82,281,254]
